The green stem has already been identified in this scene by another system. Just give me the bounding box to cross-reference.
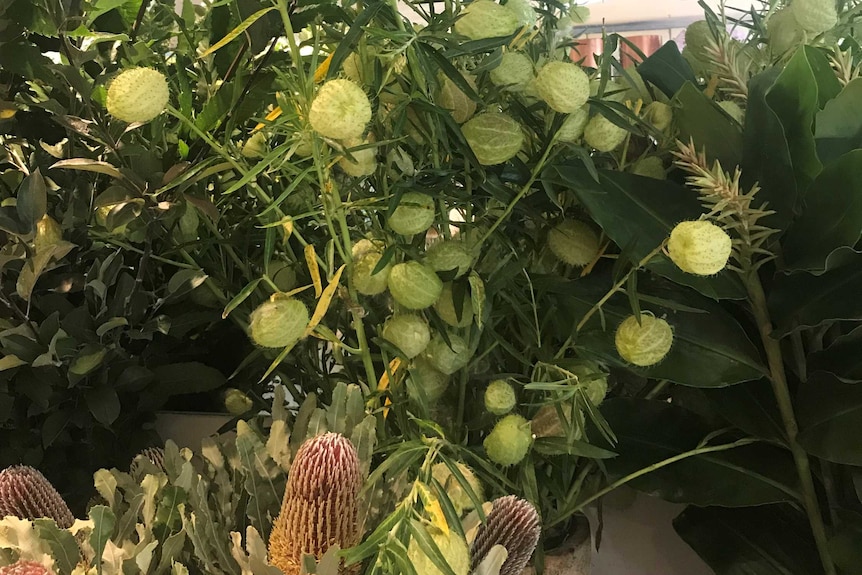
[478,143,556,247]
[547,438,761,528]
[576,242,665,332]
[745,271,836,575]
[276,0,307,87]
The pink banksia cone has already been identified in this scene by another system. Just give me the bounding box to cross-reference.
[130,447,167,476]
[0,466,74,529]
[470,495,542,575]
[268,433,363,575]
[0,561,54,575]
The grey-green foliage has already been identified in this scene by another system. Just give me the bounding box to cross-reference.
[63,383,376,575]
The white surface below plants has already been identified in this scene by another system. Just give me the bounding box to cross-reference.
[586,490,715,575]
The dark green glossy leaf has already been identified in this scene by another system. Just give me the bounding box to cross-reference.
[815,78,862,165]
[700,379,785,442]
[598,398,798,506]
[637,41,697,99]
[808,325,862,383]
[674,504,825,575]
[765,46,824,192]
[673,82,742,169]
[85,385,121,426]
[769,252,862,336]
[552,164,745,300]
[742,68,797,232]
[829,509,862,574]
[557,273,766,388]
[797,372,862,465]
[782,150,862,273]
[17,169,47,231]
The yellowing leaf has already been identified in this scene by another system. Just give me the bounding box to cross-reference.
[377,358,402,392]
[314,53,334,83]
[416,481,449,536]
[198,7,276,58]
[252,106,284,134]
[0,355,26,371]
[305,244,322,298]
[304,264,345,336]
[377,358,402,419]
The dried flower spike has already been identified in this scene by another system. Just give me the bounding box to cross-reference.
[0,466,74,529]
[268,433,363,575]
[0,561,53,575]
[130,447,167,476]
[470,495,541,575]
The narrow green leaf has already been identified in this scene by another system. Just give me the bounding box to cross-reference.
[408,520,458,575]
[198,7,276,58]
[222,278,261,319]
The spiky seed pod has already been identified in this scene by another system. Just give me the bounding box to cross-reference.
[454,0,520,40]
[308,79,372,141]
[106,67,169,123]
[269,433,362,575]
[614,313,674,367]
[584,114,628,152]
[130,447,167,476]
[534,62,590,113]
[461,112,524,166]
[470,496,541,575]
[0,561,53,575]
[0,466,74,529]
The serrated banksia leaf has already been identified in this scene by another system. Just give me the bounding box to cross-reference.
[268,433,362,575]
[0,466,74,529]
[0,561,53,575]
[470,495,541,575]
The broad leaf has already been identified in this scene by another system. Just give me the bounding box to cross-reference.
[797,372,862,465]
[829,510,862,574]
[637,41,697,99]
[17,169,47,231]
[765,47,827,192]
[700,379,785,442]
[781,150,862,273]
[34,519,80,575]
[674,504,825,575]
[555,272,766,388]
[552,164,745,300]
[673,82,742,169]
[742,68,797,232]
[808,325,862,383]
[769,252,862,336]
[597,398,799,507]
[815,77,862,164]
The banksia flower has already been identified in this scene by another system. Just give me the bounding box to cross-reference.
[130,447,167,476]
[470,496,541,575]
[0,561,53,575]
[268,433,363,575]
[0,466,74,529]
